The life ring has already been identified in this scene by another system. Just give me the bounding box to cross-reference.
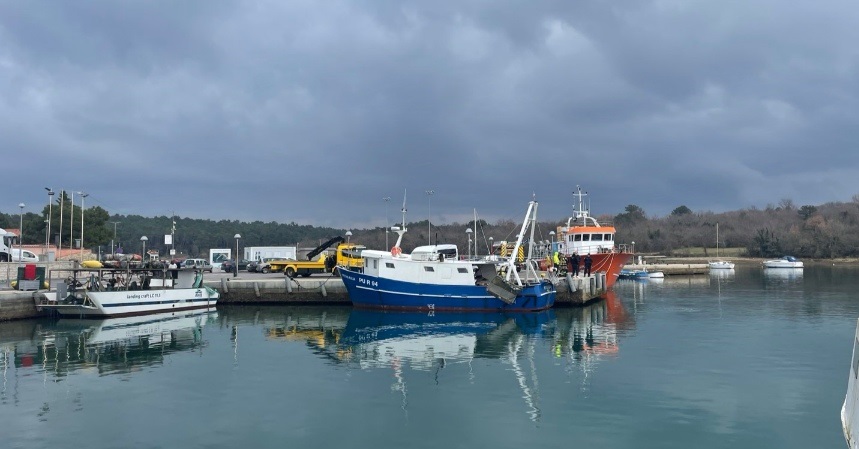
[391,246,402,256]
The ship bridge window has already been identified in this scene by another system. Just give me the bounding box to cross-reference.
[457,267,468,273]
[582,234,590,241]
[604,234,613,241]
[574,235,582,242]
[592,234,603,241]
[424,266,435,272]
[386,263,395,268]
[438,248,457,259]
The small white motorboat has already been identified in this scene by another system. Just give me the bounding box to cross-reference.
[763,256,803,269]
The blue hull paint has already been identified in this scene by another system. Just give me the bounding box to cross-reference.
[339,268,556,312]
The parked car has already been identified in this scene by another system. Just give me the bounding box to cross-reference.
[221,259,250,272]
[183,258,213,272]
[246,260,260,273]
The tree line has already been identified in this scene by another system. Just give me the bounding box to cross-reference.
[3,193,858,259]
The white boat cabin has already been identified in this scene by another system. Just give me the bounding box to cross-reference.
[553,185,618,256]
[359,244,498,286]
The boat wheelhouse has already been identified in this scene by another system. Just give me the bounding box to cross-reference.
[552,186,632,288]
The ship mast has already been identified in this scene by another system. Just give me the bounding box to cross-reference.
[567,185,599,227]
[392,189,408,249]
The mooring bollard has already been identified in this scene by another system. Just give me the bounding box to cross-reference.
[253,282,260,298]
[221,278,228,294]
[565,273,576,292]
[320,284,327,298]
[286,278,293,294]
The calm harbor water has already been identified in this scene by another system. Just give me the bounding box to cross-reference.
[2,265,858,449]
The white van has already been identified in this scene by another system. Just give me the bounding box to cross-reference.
[182,258,213,272]
[11,249,39,262]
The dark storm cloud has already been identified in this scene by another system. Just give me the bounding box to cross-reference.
[2,0,858,229]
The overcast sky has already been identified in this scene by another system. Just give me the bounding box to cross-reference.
[3,0,858,229]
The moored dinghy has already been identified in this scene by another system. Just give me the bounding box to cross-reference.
[338,197,556,312]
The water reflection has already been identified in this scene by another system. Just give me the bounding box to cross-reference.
[1,310,215,378]
[763,267,804,283]
[215,305,353,364]
[709,268,736,280]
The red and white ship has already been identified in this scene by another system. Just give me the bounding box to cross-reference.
[553,186,632,289]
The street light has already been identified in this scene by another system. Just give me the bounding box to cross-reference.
[58,190,64,253]
[465,228,473,259]
[78,192,88,261]
[425,190,434,245]
[140,236,148,262]
[45,187,54,252]
[110,221,121,255]
[44,217,49,257]
[234,233,241,277]
[489,237,494,256]
[383,197,391,249]
[69,191,74,252]
[18,203,24,266]
[631,241,635,258]
[345,230,352,243]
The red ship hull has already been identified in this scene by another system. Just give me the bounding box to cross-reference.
[585,251,633,289]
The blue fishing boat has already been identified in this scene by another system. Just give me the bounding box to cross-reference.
[618,269,649,280]
[339,198,556,312]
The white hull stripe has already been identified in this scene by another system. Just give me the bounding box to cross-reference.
[353,284,554,299]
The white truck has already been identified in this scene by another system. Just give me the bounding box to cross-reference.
[1,228,40,262]
[243,246,297,262]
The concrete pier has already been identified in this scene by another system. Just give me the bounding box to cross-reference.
[208,274,605,306]
[0,290,42,321]
[0,271,606,321]
[625,263,709,275]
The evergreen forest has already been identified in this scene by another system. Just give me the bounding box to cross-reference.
[2,193,858,260]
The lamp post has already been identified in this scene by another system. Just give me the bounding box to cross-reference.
[18,203,25,266]
[346,230,352,243]
[45,187,54,252]
[140,236,148,263]
[58,190,64,253]
[465,228,472,260]
[44,217,49,257]
[425,190,434,245]
[69,191,74,253]
[110,221,120,255]
[489,237,494,257]
[78,192,88,261]
[631,241,635,262]
[383,197,391,249]
[234,234,241,277]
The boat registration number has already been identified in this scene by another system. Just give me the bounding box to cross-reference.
[358,278,379,288]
